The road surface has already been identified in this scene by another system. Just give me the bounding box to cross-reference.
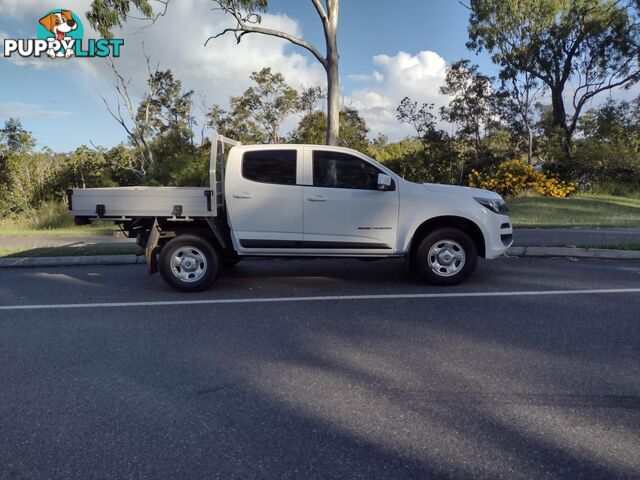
[1,257,639,479]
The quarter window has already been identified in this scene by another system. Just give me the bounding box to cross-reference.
[242,150,297,185]
[313,151,381,190]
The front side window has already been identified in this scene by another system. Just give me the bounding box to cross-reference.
[313,151,381,190]
[242,150,297,185]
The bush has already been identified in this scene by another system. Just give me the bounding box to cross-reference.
[0,201,75,231]
[468,160,576,198]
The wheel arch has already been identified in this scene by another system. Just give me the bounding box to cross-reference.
[408,216,486,261]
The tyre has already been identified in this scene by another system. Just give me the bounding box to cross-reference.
[414,227,478,286]
[159,234,220,292]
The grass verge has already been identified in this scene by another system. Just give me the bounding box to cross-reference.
[0,245,140,258]
[0,225,116,237]
[507,194,640,228]
[0,201,115,237]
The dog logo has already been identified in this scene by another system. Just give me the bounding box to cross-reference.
[3,9,123,60]
[37,9,82,59]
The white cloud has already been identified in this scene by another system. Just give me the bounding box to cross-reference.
[347,51,450,139]
[347,71,383,83]
[3,3,451,142]
[1,0,325,105]
[0,0,324,141]
[0,102,71,118]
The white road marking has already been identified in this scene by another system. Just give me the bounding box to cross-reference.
[0,288,639,311]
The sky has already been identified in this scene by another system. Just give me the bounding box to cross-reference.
[0,0,499,152]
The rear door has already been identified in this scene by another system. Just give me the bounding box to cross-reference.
[225,148,303,250]
[302,148,399,251]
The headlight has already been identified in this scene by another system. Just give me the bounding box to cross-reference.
[474,196,509,214]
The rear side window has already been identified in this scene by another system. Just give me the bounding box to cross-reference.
[313,151,381,190]
[242,150,297,185]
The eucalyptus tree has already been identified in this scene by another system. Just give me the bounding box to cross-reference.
[87,0,342,145]
[467,0,640,155]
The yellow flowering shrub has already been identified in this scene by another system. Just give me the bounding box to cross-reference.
[468,160,576,198]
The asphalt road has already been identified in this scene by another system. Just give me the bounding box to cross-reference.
[1,257,639,480]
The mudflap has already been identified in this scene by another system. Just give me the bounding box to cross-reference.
[145,219,160,274]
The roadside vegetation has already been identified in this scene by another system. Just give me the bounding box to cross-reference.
[2,1,640,235]
[507,195,640,228]
[0,201,114,237]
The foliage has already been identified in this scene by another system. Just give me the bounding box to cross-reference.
[395,97,459,183]
[0,118,35,154]
[469,159,576,197]
[139,69,195,141]
[208,68,302,144]
[147,133,209,186]
[467,0,640,154]
[289,108,369,151]
[87,0,342,144]
[440,60,494,148]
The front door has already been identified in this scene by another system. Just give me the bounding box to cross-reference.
[302,149,399,251]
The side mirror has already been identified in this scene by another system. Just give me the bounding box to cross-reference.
[377,173,394,191]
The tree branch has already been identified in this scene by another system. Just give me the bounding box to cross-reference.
[206,1,328,69]
[310,0,328,26]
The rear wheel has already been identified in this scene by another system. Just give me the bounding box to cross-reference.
[159,234,220,292]
[414,228,478,286]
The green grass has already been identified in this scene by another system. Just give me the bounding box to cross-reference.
[0,225,116,237]
[0,201,115,237]
[507,194,640,228]
[0,245,140,258]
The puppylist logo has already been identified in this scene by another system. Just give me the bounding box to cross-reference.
[3,9,124,60]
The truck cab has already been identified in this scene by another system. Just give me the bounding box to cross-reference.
[69,135,513,292]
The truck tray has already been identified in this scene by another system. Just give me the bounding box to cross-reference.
[69,186,214,219]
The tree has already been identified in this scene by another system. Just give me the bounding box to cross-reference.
[289,107,369,151]
[439,60,494,155]
[0,118,35,154]
[139,69,195,143]
[207,68,301,143]
[497,67,543,164]
[102,57,156,179]
[297,86,325,117]
[207,104,267,144]
[396,97,458,184]
[87,0,342,145]
[232,67,299,143]
[467,0,640,155]
[103,53,197,179]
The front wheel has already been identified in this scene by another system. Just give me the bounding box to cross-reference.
[159,234,220,292]
[414,228,478,286]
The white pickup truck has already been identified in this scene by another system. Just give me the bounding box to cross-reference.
[69,135,513,291]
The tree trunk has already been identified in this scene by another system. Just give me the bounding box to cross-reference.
[325,0,340,146]
[527,123,533,165]
[550,86,571,157]
[550,87,566,130]
[326,57,339,145]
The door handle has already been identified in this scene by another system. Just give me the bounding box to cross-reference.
[307,195,327,202]
[232,192,253,199]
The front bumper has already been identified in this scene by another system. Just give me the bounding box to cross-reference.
[483,213,513,259]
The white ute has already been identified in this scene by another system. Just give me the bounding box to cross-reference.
[69,135,513,291]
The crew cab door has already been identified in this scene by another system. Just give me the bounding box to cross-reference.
[225,147,303,250]
[302,148,399,251]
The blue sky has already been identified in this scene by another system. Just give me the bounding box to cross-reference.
[0,0,495,152]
